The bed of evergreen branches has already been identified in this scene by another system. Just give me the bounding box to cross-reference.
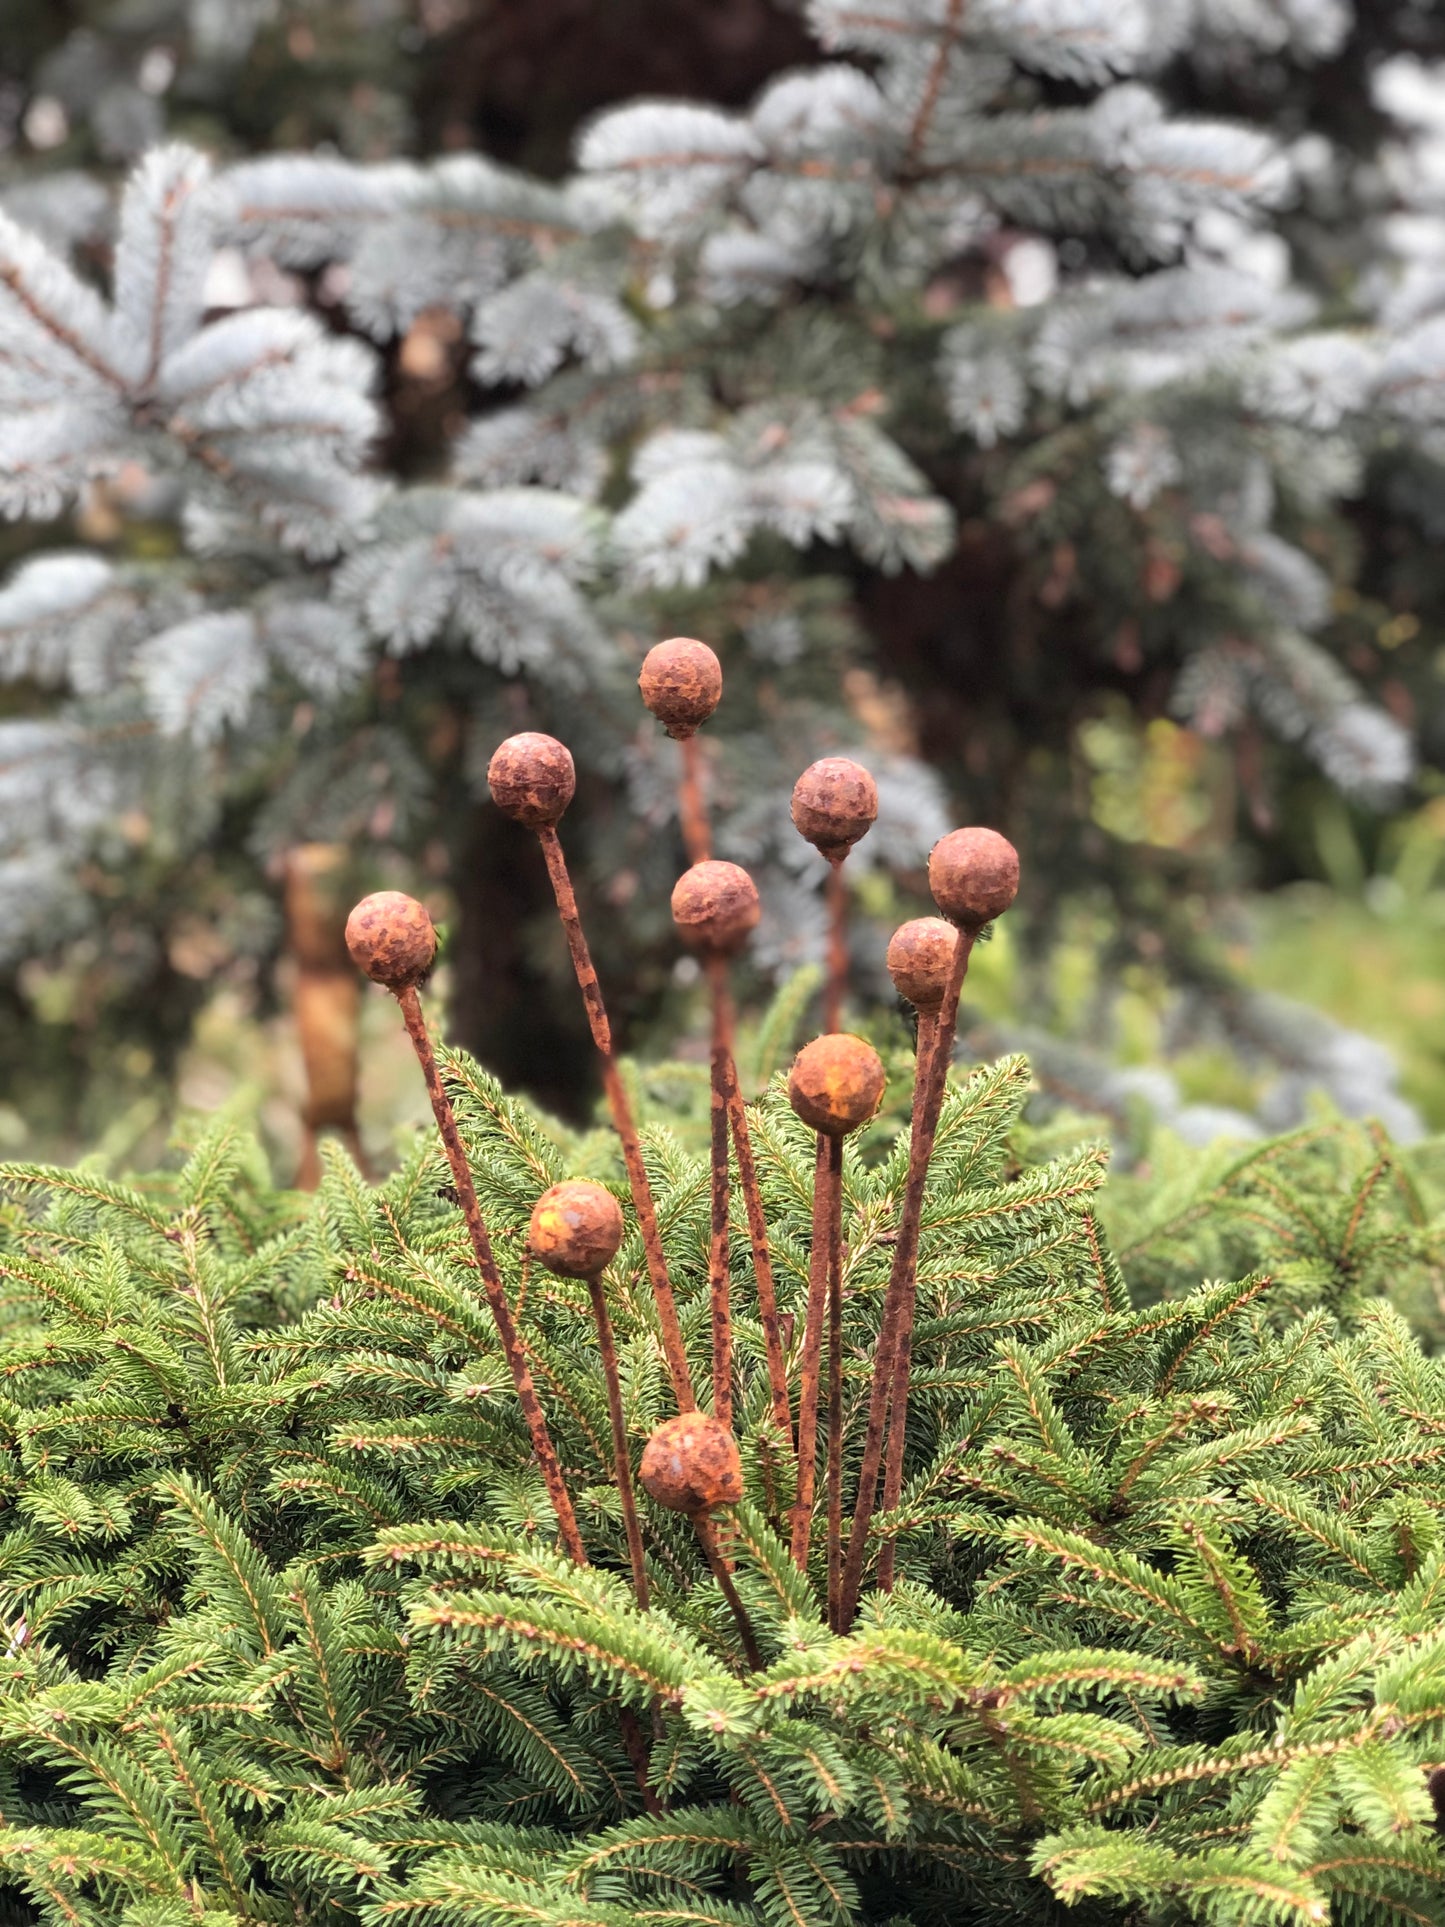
[0,1033,1443,1926]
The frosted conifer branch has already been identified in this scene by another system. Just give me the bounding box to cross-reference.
[471,276,638,387]
[1034,267,1312,403]
[335,488,607,680]
[136,611,267,745]
[615,406,952,587]
[0,145,380,551]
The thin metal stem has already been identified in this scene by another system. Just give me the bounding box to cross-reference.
[722,1064,792,1440]
[676,718,789,1443]
[706,954,733,1428]
[693,1512,763,1671]
[678,733,711,864]
[396,985,587,1567]
[587,1274,649,1610]
[791,1132,842,1569]
[838,926,975,1629]
[826,1207,844,1632]
[536,826,695,1414]
[824,856,848,1034]
[875,1004,941,1594]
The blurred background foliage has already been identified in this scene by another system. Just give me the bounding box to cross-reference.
[4,0,1445,1176]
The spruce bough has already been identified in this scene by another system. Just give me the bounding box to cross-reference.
[1,1043,1444,1923]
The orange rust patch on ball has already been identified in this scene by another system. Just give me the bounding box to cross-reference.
[528,1180,625,1279]
[928,827,1019,928]
[790,757,878,858]
[886,916,958,1010]
[788,1033,886,1137]
[671,860,760,955]
[639,1410,743,1515]
[639,637,723,738]
[488,732,577,828]
[344,891,437,990]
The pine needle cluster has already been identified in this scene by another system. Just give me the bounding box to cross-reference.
[1,1035,1444,1926]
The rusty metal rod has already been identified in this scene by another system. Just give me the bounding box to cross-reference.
[396,986,588,1567]
[790,1132,842,1568]
[706,954,733,1428]
[679,733,711,865]
[826,1209,844,1632]
[720,1057,792,1440]
[586,1274,650,1610]
[536,825,695,1414]
[875,1004,942,1594]
[824,857,849,1035]
[693,1512,763,1671]
[838,926,974,1628]
[673,723,788,1442]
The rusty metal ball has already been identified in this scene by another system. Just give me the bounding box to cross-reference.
[670,860,760,956]
[787,1033,886,1137]
[344,891,437,990]
[639,637,723,738]
[528,1181,625,1280]
[886,917,958,1011]
[487,732,576,828]
[790,757,878,858]
[928,827,1019,929]
[639,1411,743,1515]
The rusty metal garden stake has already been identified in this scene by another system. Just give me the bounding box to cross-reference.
[529,1182,650,1610]
[672,860,761,1428]
[786,1034,886,1588]
[789,759,879,1614]
[641,642,791,1439]
[875,916,956,1592]
[639,636,722,869]
[791,758,878,1036]
[488,733,695,1415]
[838,831,1020,1629]
[345,891,588,1569]
[640,1411,762,1668]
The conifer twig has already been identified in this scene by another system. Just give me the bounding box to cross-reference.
[345,891,588,1568]
[488,733,695,1414]
[839,832,1018,1628]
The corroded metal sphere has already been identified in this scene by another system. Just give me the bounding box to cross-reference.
[790,757,878,859]
[928,827,1019,929]
[639,1411,743,1515]
[671,860,760,956]
[886,916,958,1011]
[639,637,723,738]
[528,1181,625,1280]
[344,892,437,990]
[487,732,576,828]
[788,1033,886,1137]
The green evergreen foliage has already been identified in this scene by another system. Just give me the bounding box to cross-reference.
[1,1036,1443,1925]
